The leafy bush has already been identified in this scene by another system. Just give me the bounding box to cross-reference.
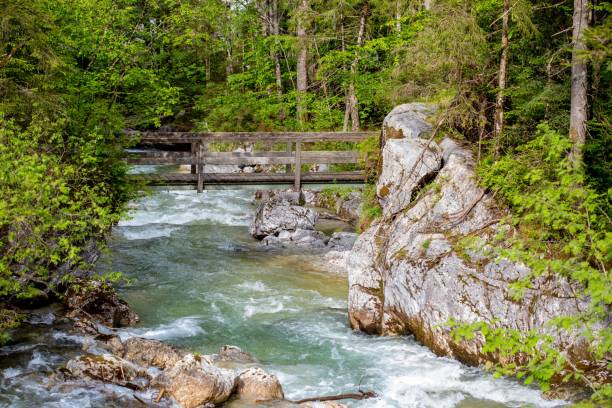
[450,123,611,399]
[0,116,133,342]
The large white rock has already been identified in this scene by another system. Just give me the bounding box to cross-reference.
[249,197,318,239]
[234,367,284,402]
[348,106,588,369]
[376,138,442,218]
[152,354,236,408]
[382,103,435,141]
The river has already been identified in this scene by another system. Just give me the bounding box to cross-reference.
[0,187,565,407]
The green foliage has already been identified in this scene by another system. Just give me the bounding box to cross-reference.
[450,124,611,398]
[321,186,357,201]
[358,184,382,232]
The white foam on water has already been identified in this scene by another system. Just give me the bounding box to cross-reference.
[117,225,180,240]
[2,367,22,379]
[243,297,299,317]
[27,350,61,371]
[118,190,252,227]
[118,316,205,341]
[235,280,268,292]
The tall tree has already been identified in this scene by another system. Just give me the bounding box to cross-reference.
[343,1,369,131]
[493,0,509,149]
[569,0,590,164]
[296,0,309,125]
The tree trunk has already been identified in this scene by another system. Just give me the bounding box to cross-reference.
[296,0,309,126]
[270,0,283,96]
[343,2,368,132]
[569,0,589,165]
[493,0,509,153]
[395,1,402,33]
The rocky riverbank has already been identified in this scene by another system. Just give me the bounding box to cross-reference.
[4,284,351,408]
[344,104,606,391]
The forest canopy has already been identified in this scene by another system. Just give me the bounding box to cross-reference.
[0,0,610,400]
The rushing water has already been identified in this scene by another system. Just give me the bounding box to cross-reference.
[0,187,567,408]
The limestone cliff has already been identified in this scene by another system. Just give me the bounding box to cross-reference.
[347,103,588,368]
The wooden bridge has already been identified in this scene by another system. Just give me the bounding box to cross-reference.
[125,131,377,192]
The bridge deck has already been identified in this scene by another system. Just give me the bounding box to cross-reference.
[125,131,378,191]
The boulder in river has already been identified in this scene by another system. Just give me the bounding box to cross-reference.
[65,279,139,328]
[347,103,591,370]
[152,354,236,408]
[234,367,284,402]
[250,196,318,239]
[262,228,328,249]
[212,345,258,364]
[122,337,184,370]
[65,353,145,388]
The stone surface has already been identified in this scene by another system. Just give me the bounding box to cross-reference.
[376,138,442,218]
[262,229,328,249]
[122,337,183,370]
[213,345,257,363]
[302,190,362,224]
[65,279,139,328]
[65,354,144,387]
[235,367,284,402]
[348,102,587,370]
[327,232,358,251]
[152,354,236,408]
[250,197,318,239]
[381,103,435,144]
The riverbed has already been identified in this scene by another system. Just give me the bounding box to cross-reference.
[0,187,566,407]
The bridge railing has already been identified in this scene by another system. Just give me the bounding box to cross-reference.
[124,131,378,192]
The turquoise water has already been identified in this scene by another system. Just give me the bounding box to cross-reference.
[99,188,564,408]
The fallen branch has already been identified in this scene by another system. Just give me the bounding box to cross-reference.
[285,390,377,404]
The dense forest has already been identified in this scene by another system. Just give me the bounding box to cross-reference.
[1,0,610,403]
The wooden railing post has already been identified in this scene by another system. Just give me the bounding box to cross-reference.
[294,141,301,191]
[197,141,204,193]
[190,142,197,174]
[285,142,292,174]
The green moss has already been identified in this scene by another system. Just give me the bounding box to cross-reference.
[358,183,383,232]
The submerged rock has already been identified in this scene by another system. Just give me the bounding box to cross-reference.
[348,104,588,370]
[262,229,328,249]
[212,345,258,364]
[152,354,236,408]
[235,367,284,402]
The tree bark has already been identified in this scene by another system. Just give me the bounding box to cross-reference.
[493,0,509,153]
[395,1,402,33]
[569,0,589,165]
[296,0,309,125]
[268,0,283,96]
[343,2,368,132]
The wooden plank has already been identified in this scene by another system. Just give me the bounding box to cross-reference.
[126,150,361,165]
[197,142,204,193]
[128,131,376,143]
[285,142,292,174]
[190,143,196,174]
[133,171,364,185]
[294,141,301,191]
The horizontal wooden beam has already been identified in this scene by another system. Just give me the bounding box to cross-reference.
[131,171,364,185]
[125,150,361,165]
[126,131,377,143]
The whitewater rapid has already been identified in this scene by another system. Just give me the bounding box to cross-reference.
[0,188,566,408]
